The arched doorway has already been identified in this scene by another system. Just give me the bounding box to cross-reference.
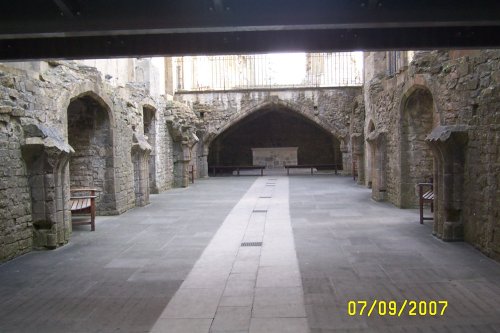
[208,106,342,170]
[67,93,116,214]
[400,87,437,208]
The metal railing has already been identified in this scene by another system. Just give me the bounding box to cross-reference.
[174,52,363,92]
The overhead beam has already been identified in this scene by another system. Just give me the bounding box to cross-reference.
[0,0,499,60]
[1,26,499,61]
[52,0,76,18]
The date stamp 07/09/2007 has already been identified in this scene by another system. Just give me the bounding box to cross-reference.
[347,300,448,317]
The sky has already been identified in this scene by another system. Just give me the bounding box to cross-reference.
[265,52,306,84]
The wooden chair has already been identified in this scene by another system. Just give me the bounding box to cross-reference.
[70,188,97,231]
[417,182,434,224]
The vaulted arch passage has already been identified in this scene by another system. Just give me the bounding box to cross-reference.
[208,107,342,169]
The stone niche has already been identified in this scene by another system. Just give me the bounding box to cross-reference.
[251,147,298,168]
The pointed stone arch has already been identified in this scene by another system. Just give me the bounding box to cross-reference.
[399,84,439,208]
[59,84,116,142]
[66,90,117,214]
[208,98,347,147]
[207,100,344,170]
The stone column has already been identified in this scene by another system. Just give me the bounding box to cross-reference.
[340,138,351,175]
[21,133,73,250]
[132,133,152,207]
[351,133,365,184]
[199,146,209,178]
[366,131,387,201]
[173,142,192,188]
[426,125,468,241]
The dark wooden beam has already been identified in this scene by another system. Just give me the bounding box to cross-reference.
[52,0,76,18]
[0,0,499,60]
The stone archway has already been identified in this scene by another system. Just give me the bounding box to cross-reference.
[207,104,343,170]
[400,86,438,208]
[212,99,347,145]
[67,92,117,214]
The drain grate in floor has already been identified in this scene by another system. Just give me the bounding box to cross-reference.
[253,209,268,213]
[259,196,272,198]
[241,242,263,247]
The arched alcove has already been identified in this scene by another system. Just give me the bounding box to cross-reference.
[67,93,116,214]
[208,105,342,169]
[400,87,437,208]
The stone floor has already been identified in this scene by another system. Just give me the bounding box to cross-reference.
[1,175,500,333]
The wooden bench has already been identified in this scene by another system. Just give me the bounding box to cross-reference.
[210,165,265,176]
[285,164,339,175]
[417,182,434,224]
[70,188,97,231]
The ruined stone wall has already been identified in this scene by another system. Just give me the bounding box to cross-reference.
[207,109,341,167]
[0,60,188,262]
[0,110,32,260]
[175,88,361,143]
[175,87,361,176]
[165,101,202,187]
[0,65,65,261]
[363,50,500,259]
[154,107,175,192]
[349,95,365,183]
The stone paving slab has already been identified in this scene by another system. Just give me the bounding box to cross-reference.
[1,175,500,332]
[290,175,500,332]
[150,176,308,333]
[0,177,255,333]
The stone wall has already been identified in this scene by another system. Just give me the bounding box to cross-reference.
[251,147,298,168]
[363,50,500,259]
[207,107,341,167]
[165,101,202,187]
[0,60,198,262]
[3,50,498,263]
[350,95,365,184]
[175,87,361,172]
[0,115,32,260]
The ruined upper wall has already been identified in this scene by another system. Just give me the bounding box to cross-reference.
[174,87,362,146]
[3,57,168,98]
